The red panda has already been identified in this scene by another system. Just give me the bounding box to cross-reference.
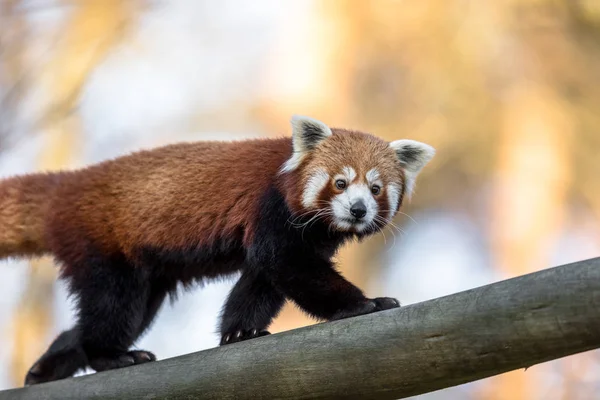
[0,115,434,385]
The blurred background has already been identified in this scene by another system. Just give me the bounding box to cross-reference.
[1,0,600,398]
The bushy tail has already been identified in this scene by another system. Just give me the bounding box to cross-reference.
[0,173,55,259]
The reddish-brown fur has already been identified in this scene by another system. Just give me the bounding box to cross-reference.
[0,174,57,258]
[1,129,405,267]
[0,138,293,267]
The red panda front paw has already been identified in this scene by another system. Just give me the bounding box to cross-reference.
[127,350,156,364]
[372,297,401,311]
[220,329,271,346]
[89,350,156,372]
[330,297,400,321]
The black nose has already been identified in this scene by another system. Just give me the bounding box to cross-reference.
[350,201,367,219]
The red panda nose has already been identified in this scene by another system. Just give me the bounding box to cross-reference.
[350,201,367,219]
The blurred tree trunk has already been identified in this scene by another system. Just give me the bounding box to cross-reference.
[9,0,141,386]
[0,0,27,150]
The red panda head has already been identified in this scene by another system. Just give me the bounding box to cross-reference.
[280,115,435,234]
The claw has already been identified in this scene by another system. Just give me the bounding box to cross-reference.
[373,297,401,311]
[220,328,271,346]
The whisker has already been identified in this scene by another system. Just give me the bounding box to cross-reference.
[379,209,418,226]
[373,215,402,250]
[287,208,326,226]
[297,209,327,228]
[374,220,387,245]
[384,219,406,236]
[307,211,333,229]
[379,232,397,252]
[300,209,331,239]
[396,211,418,225]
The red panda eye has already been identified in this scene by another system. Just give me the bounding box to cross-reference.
[335,179,347,190]
[371,185,381,195]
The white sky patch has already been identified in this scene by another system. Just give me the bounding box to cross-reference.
[79,0,286,158]
[302,168,330,208]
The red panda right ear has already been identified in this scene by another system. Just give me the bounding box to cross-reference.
[389,139,435,198]
[281,115,332,172]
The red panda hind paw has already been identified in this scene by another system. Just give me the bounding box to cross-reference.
[220,329,271,346]
[24,363,47,386]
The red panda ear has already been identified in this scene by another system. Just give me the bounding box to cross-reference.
[290,115,332,151]
[281,115,333,172]
[389,139,435,196]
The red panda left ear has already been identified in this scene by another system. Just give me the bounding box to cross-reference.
[389,139,435,197]
[281,115,333,172]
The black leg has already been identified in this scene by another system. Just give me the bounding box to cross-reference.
[137,282,169,339]
[122,282,168,363]
[272,258,400,321]
[219,270,286,345]
[24,328,87,386]
[71,256,156,373]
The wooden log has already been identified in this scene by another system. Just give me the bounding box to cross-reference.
[2,257,599,400]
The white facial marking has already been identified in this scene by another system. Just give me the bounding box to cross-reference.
[302,168,330,208]
[366,168,380,184]
[331,183,379,232]
[342,166,357,182]
[387,183,401,220]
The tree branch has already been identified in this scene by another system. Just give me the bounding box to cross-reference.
[2,257,600,400]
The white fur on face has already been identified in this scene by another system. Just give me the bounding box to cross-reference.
[387,183,401,220]
[366,168,380,184]
[331,183,379,232]
[342,166,357,182]
[302,168,330,208]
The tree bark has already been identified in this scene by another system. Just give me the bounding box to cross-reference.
[2,257,600,400]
